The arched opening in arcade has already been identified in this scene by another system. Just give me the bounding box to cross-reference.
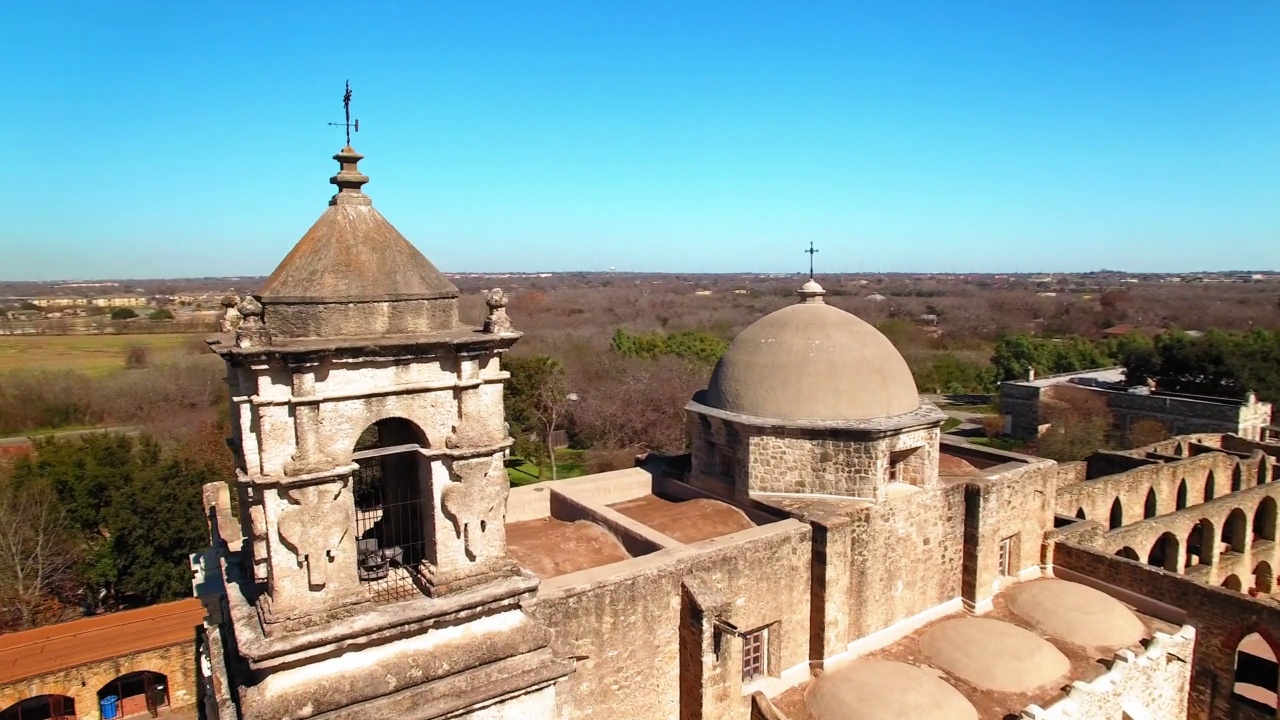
[1234,463,1245,492]
[1233,632,1279,713]
[352,417,430,603]
[1147,532,1180,572]
[1184,519,1215,570]
[1143,488,1158,519]
[1254,497,1277,544]
[1176,479,1188,510]
[1109,498,1124,530]
[1205,471,1217,502]
[1226,508,1249,554]
[1224,574,1244,592]
[0,696,76,720]
[97,671,168,719]
[1075,507,1086,520]
[1262,461,1272,485]
[1254,562,1274,594]
[1115,547,1140,561]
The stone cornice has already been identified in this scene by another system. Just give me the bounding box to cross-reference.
[208,327,521,363]
[685,396,947,440]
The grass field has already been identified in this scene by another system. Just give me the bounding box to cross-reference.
[0,333,205,376]
[506,449,587,486]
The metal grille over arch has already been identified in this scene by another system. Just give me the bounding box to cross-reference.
[352,418,431,603]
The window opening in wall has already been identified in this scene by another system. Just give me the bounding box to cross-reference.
[887,448,921,486]
[1254,562,1274,594]
[97,671,168,719]
[715,445,738,481]
[1254,498,1277,544]
[1147,532,1180,572]
[742,627,768,682]
[0,695,76,720]
[1109,498,1124,530]
[353,419,428,604]
[1143,488,1157,519]
[997,536,1016,577]
[1233,632,1278,712]
[1226,508,1248,554]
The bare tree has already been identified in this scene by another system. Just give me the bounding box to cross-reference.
[0,476,77,630]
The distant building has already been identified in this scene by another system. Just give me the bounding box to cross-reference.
[864,292,887,302]
[1000,367,1273,441]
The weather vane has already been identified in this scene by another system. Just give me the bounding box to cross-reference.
[328,80,359,146]
[805,242,819,279]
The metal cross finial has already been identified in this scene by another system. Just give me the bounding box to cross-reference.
[328,80,359,146]
[805,242,819,279]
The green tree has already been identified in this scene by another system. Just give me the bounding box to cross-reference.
[990,334,1112,382]
[505,355,571,480]
[110,307,138,320]
[148,308,174,321]
[610,328,727,366]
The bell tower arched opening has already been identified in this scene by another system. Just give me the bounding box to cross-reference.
[352,418,431,603]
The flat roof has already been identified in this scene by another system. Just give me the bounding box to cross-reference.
[0,598,204,684]
[608,495,755,544]
[505,517,631,579]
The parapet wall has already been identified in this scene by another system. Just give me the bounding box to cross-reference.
[1018,625,1195,720]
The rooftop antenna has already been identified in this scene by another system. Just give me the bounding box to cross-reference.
[805,242,819,279]
[328,80,359,146]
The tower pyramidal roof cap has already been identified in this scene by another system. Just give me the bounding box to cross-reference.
[257,146,459,304]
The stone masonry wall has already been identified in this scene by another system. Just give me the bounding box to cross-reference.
[1053,541,1280,720]
[531,524,812,720]
[0,641,197,719]
[841,483,966,640]
[746,427,939,501]
[968,459,1057,607]
[1057,452,1249,527]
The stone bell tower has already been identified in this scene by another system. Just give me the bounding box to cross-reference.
[206,145,570,720]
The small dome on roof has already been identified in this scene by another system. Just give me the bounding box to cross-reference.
[703,281,920,421]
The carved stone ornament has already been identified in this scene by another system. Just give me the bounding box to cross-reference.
[483,287,514,334]
[441,461,507,560]
[235,296,271,348]
[218,290,243,333]
[277,484,350,587]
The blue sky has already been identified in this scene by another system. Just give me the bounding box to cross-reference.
[1,2,1277,280]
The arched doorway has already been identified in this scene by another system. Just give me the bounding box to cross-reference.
[1115,547,1140,561]
[1226,508,1249,554]
[1254,562,1274,594]
[1185,519,1215,570]
[1254,498,1277,543]
[1205,471,1217,502]
[1224,574,1244,592]
[1144,488,1158,519]
[1176,479,1188,510]
[1148,532,1180,572]
[97,671,167,719]
[352,418,430,603]
[1075,507,1086,520]
[0,696,76,720]
[1109,498,1124,530]
[1233,632,1279,712]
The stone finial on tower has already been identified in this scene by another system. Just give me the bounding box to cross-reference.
[330,147,371,207]
[798,279,827,305]
[219,289,243,333]
[483,287,514,333]
[235,296,271,348]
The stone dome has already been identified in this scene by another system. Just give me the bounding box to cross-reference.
[807,660,977,720]
[1006,579,1146,649]
[704,281,920,421]
[919,617,1070,693]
